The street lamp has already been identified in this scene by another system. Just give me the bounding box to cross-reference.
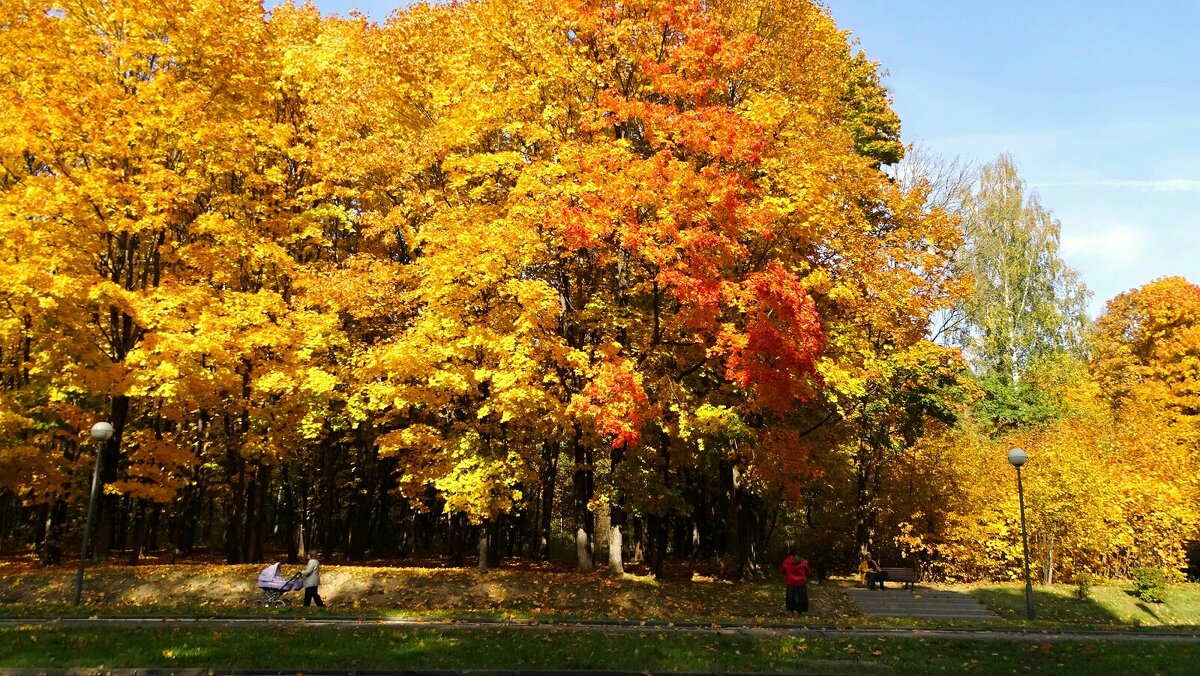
[73,421,114,605]
[1007,447,1036,621]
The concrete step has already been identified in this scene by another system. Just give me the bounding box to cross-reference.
[845,589,998,619]
[869,610,998,619]
[850,601,991,609]
[849,600,988,605]
[850,601,994,609]
[853,608,995,616]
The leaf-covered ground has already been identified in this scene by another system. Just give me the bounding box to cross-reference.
[6,554,1200,630]
[0,554,861,621]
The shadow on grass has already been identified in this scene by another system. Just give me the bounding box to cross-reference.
[969,583,1200,630]
[972,586,1122,625]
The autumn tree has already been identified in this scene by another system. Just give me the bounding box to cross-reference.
[0,0,1009,579]
[0,0,294,560]
[1093,277,1200,429]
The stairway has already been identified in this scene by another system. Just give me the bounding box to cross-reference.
[845,587,998,619]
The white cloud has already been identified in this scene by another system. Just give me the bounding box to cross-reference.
[1060,224,1149,266]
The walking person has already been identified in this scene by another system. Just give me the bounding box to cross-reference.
[780,547,810,616]
[302,549,325,607]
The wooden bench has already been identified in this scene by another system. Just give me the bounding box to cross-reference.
[879,567,917,590]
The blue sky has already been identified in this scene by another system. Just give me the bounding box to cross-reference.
[304,0,1200,314]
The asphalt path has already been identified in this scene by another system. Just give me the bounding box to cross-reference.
[4,615,1200,643]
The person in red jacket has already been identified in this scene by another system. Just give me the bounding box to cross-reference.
[780,547,811,616]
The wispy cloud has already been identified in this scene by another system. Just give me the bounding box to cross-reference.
[1037,179,1200,192]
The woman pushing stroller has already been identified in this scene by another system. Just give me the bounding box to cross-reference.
[301,549,325,607]
[255,550,326,607]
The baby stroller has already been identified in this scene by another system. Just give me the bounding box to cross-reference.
[256,562,303,607]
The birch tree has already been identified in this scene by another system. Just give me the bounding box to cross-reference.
[954,154,1089,386]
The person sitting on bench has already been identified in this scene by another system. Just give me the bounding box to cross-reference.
[859,557,885,590]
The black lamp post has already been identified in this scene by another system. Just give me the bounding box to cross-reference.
[73,421,114,605]
[1007,447,1036,621]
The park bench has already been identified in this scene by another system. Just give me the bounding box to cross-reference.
[879,566,917,591]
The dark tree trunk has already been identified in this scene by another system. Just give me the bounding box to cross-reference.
[490,517,505,567]
[347,466,371,562]
[178,474,204,557]
[114,493,130,551]
[247,464,271,562]
[147,504,161,552]
[225,459,246,563]
[649,431,672,579]
[94,394,130,560]
[319,441,338,554]
[537,443,558,562]
[38,500,67,565]
[448,512,465,566]
[476,518,493,572]
[371,457,397,555]
[854,440,882,561]
[736,486,760,578]
[127,499,147,565]
[280,464,297,563]
[648,513,667,579]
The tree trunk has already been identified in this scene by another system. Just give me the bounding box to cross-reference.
[448,512,465,566]
[630,515,644,563]
[94,394,130,561]
[736,486,760,579]
[372,457,396,556]
[281,464,299,563]
[477,519,491,572]
[854,440,881,561]
[225,458,245,563]
[127,499,147,565]
[38,500,66,565]
[648,513,667,579]
[537,443,558,562]
[242,469,259,562]
[147,504,161,552]
[608,502,625,576]
[649,431,671,579]
[251,464,271,562]
[572,430,593,573]
[1043,532,1055,585]
[607,446,625,575]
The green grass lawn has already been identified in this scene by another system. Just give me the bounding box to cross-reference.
[2,625,1198,675]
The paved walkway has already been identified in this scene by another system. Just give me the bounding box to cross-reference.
[4,615,1200,643]
[845,586,997,620]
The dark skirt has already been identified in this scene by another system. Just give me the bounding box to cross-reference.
[785,584,809,612]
